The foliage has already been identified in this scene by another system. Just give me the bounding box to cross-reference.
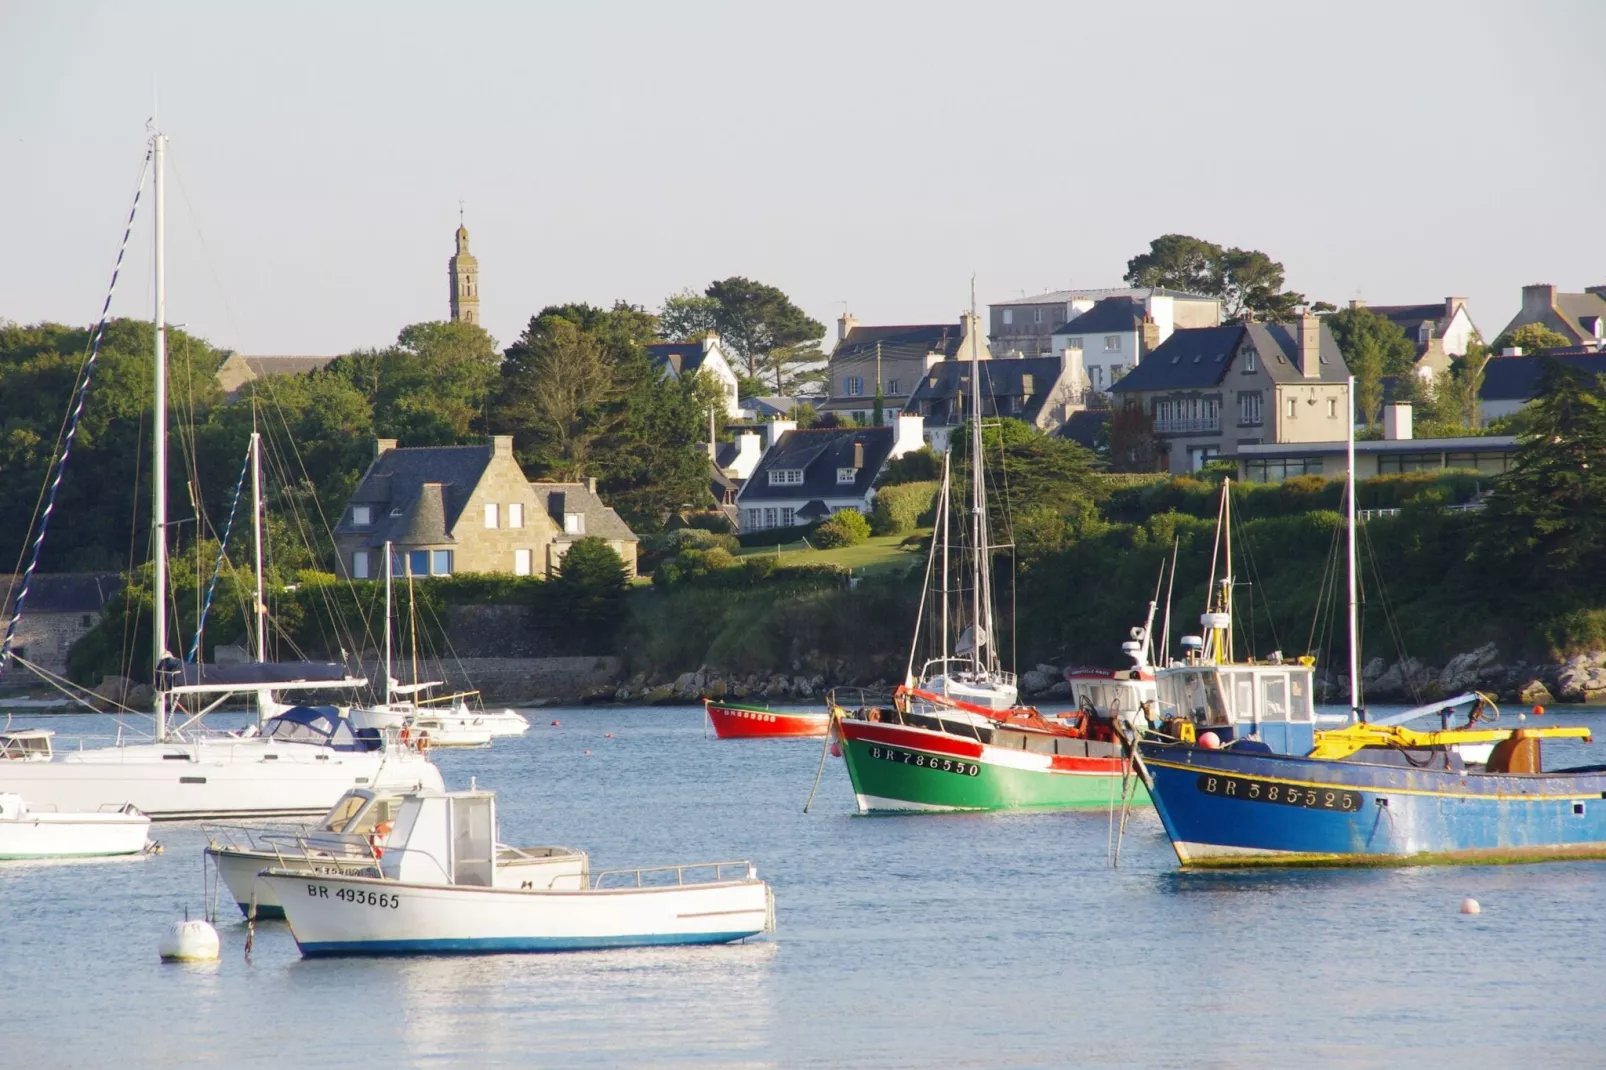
[1492,323,1571,355]
[325,321,499,446]
[812,509,870,548]
[1123,234,1306,320]
[1107,402,1162,472]
[1324,307,1414,429]
[551,537,630,645]
[876,445,940,486]
[1437,339,1493,430]
[667,277,826,391]
[657,290,721,342]
[791,401,819,429]
[956,419,1104,529]
[870,481,939,535]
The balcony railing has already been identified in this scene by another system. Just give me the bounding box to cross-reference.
[1153,417,1221,434]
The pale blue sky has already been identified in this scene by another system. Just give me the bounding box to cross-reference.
[2,1,1602,357]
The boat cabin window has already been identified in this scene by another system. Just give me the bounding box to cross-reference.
[1174,671,1229,726]
[348,797,399,835]
[0,731,53,760]
[321,793,369,832]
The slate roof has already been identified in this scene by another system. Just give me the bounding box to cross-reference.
[994,286,1215,307]
[738,426,895,503]
[1108,322,1349,394]
[743,396,800,418]
[241,355,340,377]
[1556,292,1606,338]
[833,324,966,362]
[903,355,1068,425]
[532,483,638,542]
[646,342,710,377]
[1478,353,1606,402]
[1051,297,1146,336]
[336,444,495,548]
[0,573,123,615]
[1366,303,1446,340]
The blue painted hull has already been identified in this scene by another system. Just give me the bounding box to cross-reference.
[1138,743,1606,867]
[297,930,760,957]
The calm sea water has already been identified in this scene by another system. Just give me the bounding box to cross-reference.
[2,704,1605,1069]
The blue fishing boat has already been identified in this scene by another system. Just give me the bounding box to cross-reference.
[1132,376,1606,867]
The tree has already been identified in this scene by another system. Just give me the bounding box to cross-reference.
[326,320,500,446]
[1106,403,1162,472]
[1476,360,1606,602]
[1492,322,1571,355]
[1325,307,1418,378]
[672,277,825,390]
[658,290,721,342]
[1124,234,1306,320]
[551,537,630,646]
[1439,339,1493,429]
[492,312,619,478]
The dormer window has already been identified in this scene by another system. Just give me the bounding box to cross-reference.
[1243,348,1257,372]
[837,467,858,484]
[352,505,372,526]
[389,506,403,518]
[768,469,804,486]
[564,512,584,535]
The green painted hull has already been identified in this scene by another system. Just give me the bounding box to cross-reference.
[839,735,1150,813]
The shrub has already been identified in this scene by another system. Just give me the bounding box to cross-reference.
[870,480,940,535]
[877,447,941,486]
[685,512,734,535]
[814,509,870,548]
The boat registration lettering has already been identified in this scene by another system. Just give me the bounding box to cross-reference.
[1196,774,1359,812]
[868,745,979,776]
[307,884,400,909]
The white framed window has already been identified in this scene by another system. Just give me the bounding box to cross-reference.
[1003,309,1014,325]
[1068,336,1083,350]
[780,507,795,527]
[744,508,760,530]
[352,505,372,526]
[845,375,864,396]
[887,378,900,394]
[514,548,532,576]
[484,503,499,529]
[1287,397,1297,419]
[1033,308,1043,323]
[1244,348,1257,372]
[768,469,803,485]
[1239,392,1263,426]
[431,550,452,576]
[837,467,858,484]
[352,551,371,579]
[564,513,584,535]
[1104,335,1121,352]
[764,507,778,528]
[1328,398,1338,418]
[508,503,523,529]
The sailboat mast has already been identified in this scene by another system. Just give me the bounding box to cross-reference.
[939,452,951,673]
[384,541,394,706]
[151,130,169,742]
[968,283,986,674]
[251,428,266,664]
[1347,375,1361,721]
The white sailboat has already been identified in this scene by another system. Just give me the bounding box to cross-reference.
[912,296,1018,710]
[0,792,151,860]
[0,131,443,819]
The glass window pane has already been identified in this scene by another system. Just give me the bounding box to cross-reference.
[408,550,428,576]
[432,550,451,576]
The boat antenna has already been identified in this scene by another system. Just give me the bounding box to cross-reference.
[1346,375,1362,723]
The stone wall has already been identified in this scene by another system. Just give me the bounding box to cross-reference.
[444,604,559,658]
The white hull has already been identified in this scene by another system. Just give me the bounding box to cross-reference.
[0,809,150,859]
[350,706,528,739]
[210,843,589,916]
[0,740,443,819]
[263,870,771,955]
[412,723,493,748]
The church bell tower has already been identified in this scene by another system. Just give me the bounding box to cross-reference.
[449,211,480,326]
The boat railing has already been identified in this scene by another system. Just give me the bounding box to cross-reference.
[590,859,756,890]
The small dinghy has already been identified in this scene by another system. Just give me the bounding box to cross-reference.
[704,699,829,739]
[0,792,151,860]
[262,787,773,956]
[205,788,587,918]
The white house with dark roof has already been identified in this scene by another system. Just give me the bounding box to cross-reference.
[1498,284,1606,350]
[735,419,925,533]
[1351,297,1479,381]
[821,313,988,421]
[334,436,637,580]
[990,287,1222,358]
[1108,314,1351,474]
[1477,351,1606,426]
[646,335,742,417]
[1047,296,1160,395]
[903,354,1085,452]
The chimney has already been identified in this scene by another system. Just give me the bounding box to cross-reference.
[893,413,926,457]
[1501,347,1523,357]
[1141,318,1161,355]
[766,418,796,449]
[1522,284,1557,315]
[375,437,397,459]
[585,476,598,495]
[1382,403,1413,441]
[838,312,858,343]
[490,434,514,458]
[1349,299,1367,311]
[1445,296,1467,321]
[852,440,865,469]
[1298,312,1322,378]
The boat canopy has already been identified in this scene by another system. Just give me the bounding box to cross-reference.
[261,706,376,751]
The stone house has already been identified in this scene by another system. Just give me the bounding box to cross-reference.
[216,354,338,397]
[1497,284,1606,350]
[647,335,743,418]
[333,436,637,581]
[990,287,1221,358]
[735,419,925,534]
[1108,314,1351,474]
[820,313,988,421]
[0,573,122,677]
[903,354,1085,452]
[1352,297,1479,382]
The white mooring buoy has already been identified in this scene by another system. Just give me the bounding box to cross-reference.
[159,917,221,962]
[1460,897,1481,915]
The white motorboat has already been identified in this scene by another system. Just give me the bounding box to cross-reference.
[263,787,772,956]
[0,792,151,860]
[205,787,587,917]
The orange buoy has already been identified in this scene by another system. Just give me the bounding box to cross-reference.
[1198,731,1222,750]
[551,720,561,726]
[605,733,613,739]
[1533,705,1545,716]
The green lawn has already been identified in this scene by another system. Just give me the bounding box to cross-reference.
[737,532,928,577]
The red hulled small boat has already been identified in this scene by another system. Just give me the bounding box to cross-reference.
[704,699,830,739]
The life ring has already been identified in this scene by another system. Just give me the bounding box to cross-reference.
[399,725,411,747]
[417,730,430,752]
[367,831,384,859]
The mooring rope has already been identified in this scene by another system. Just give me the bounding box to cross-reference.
[187,440,253,662]
[0,146,153,685]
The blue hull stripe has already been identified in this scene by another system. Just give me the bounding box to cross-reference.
[296,930,761,957]
[1139,744,1606,866]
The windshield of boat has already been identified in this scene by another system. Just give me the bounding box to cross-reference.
[320,792,369,831]
[347,797,399,834]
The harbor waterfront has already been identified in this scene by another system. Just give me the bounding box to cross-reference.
[3,705,1605,1068]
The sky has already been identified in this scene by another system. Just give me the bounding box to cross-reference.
[2,0,1603,358]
